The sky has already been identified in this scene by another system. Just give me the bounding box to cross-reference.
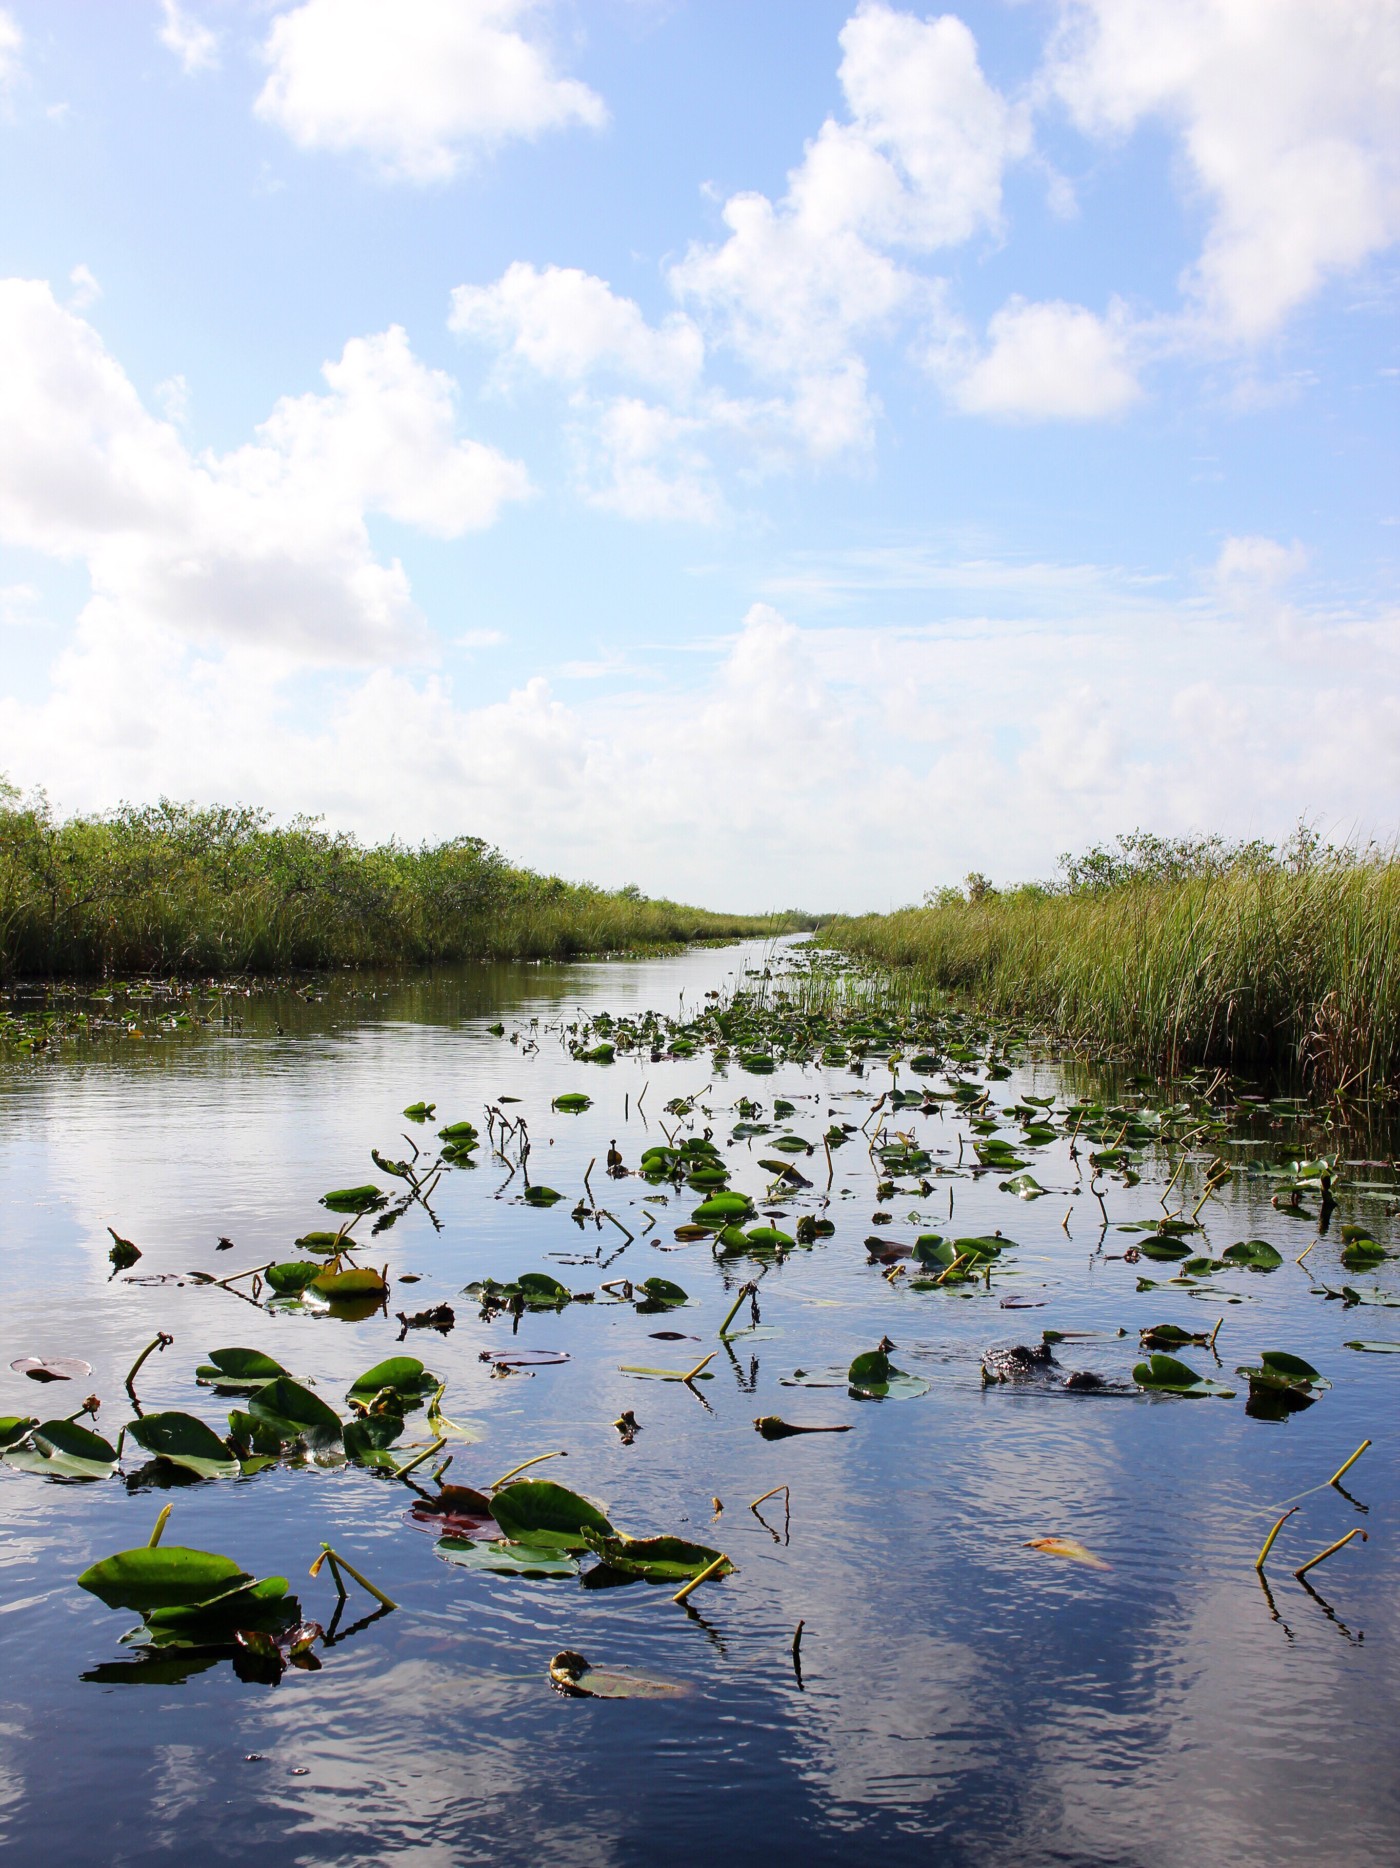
[0,0,1396,912]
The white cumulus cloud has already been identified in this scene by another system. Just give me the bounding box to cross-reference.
[256,0,607,182]
[157,0,219,75]
[0,279,530,660]
[449,262,704,397]
[1045,0,1400,342]
[948,296,1141,419]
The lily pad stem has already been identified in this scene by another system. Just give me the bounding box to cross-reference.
[1254,1505,1298,1572]
[718,1282,756,1338]
[395,1436,447,1481]
[1294,1527,1368,1581]
[312,1542,398,1610]
[672,1552,731,1605]
[124,1330,174,1404]
[490,1449,567,1489]
[147,1503,172,1548]
[1329,1439,1372,1488]
[683,1351,717,1384]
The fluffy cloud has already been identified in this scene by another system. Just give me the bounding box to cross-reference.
[1046,0,1400,342]
[947,296,1141,419]
[451,4,1041,499]
[0,8,22,96]
[671,3,1029,452]
[256,0,607,182]
[157,1,219,75]
[449,263,704,398]
[0,280,529,660]
[6,554,1397,910]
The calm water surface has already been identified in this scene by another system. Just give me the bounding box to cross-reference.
[0,940,1396,1867]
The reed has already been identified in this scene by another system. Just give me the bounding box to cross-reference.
[0,789,806,980]
[823,846,1400,1095]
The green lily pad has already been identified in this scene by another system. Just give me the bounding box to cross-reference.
[847,1347,931,1400]
[137,1576,298,1649]
[1341,1237,1387,1268]
[78,1546,251,1613]
[1132,1353,1235,1398]
[11,1418,120,1480]
[523,1185,563,1207]
[0,1416,36,1450]
[1236,1350,1329,1393]
[127,1412,241,1480]
[692,1193,754,1225]
[1223,1239,1284,1271]
[438,1121,479,1143]
[246,1377,343,1448]
[489,1480,614,1551]
[552,1093,592,1113]
[1000,1173,1047,1199]
[1344,1339,1400,1353]
[294,1231,346,1256]
[320,1184,387,1214]
[436,1538,578,1577]
[1139,1236,1192,1261]
[579,1531,732,1582]
[195,1348,289,1391]
[347,1356,438,1403]
[743,1226,794,1250]
[517,1272,572,1306]
[637,1277,688,1306]
[263,1260,324,1295]
[311,1265,387,1299]
[341,1413,406,1465]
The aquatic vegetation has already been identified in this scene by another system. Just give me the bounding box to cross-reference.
[822,833,1400,1095]
[0,928,1390,1772]
[0,792,807,986]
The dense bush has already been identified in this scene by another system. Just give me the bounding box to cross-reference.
[0,785,802,978]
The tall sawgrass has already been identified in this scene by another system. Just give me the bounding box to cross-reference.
[823,856,1400,1094]
[0,791,806,980]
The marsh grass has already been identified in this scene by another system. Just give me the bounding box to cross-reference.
[822,855,1400,1095]
[0,791,804,980]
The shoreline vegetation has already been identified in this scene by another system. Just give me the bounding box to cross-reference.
[821,829,1400,1099]
[0,788,809,981]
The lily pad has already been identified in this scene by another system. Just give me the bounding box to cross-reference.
[263,1260,324,1295]
[127,1412,241,1480]
[8,1418,120,1480]
[347,1357,438,1404]
[1132,1353,1235,1398]
[636,1277,688,1307]
[311,1265,388,1300]
[436,1539,578,1577]
[489,1480,614,1551]
[246,1377,343,1448]
[523,1185,563,1207]
[195,1348,289,1391]
[847,1347,931,1400]
[320,1185,387,1214]
[1000,1173,1047,1199]
[1223,1239,1284,1271]
[552,1093,592,1114]
[78,1546,251,1613]
[579,1531,732,1583]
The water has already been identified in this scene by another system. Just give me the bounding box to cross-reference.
[1,940,1396,1867]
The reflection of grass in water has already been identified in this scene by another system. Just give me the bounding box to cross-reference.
[0,789,809,978]
[821,848,1400,1095]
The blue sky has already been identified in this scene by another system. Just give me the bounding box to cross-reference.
[0,1,1396,910]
